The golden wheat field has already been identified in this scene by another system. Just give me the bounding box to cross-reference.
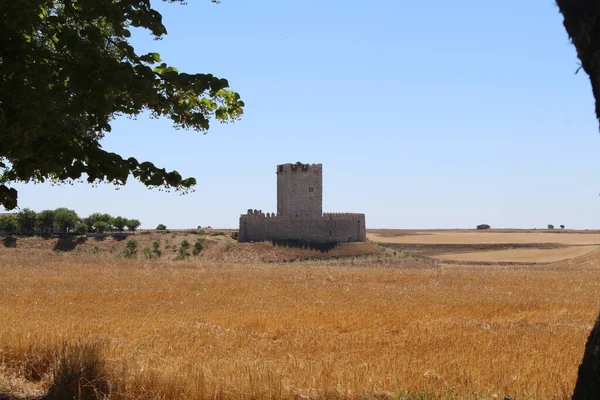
[0,234,599,400]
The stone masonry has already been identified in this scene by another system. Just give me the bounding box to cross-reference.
[239,162,366,244]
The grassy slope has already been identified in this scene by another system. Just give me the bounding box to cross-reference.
[0,231,381,263]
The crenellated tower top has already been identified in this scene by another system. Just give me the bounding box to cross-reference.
[276,162,323,216]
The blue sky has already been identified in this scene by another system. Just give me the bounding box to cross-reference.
[11,0,600,229]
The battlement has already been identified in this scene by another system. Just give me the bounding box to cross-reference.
[276,162,322,174]
[242,210,364,222]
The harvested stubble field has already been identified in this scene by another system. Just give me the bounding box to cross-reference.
[434,246,598,264]
[368,230,600,265]
[1,239,599,399]
[368,230,600,245]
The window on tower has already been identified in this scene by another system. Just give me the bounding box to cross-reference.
[308,187,314,193]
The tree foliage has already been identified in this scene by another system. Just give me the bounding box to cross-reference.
[125,219,141,231]
[0,0,244,209]
[0,215,18,235]
[75,222,88,235]
[36,209,55,234]
[53,207,79,234]
[112,216,127,232]
[17,208,37,235]
[85,213,113,228]
[94,221,110,233]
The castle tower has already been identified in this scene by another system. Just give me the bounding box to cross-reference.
[277,162,322,216]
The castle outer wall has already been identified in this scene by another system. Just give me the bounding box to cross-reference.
[239,211,366,244]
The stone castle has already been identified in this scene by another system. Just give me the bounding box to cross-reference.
[238,162,366,243]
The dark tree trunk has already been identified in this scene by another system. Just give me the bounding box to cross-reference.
[555,2,600,399]
[572,314,600,399]
[556,0,600,128]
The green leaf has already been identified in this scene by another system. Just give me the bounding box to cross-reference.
[0,0,243,208]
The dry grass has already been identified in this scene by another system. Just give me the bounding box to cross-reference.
[434,246,599,264]
[0,233,380,263]
[1,249,599,399]
[368,231,600,245]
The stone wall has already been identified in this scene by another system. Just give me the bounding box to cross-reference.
[277,163,322,216]
[239,210,366,244]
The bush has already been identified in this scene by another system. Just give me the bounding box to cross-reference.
[176,239,191,260]
[476,224,490,230]
[75,222,88,236]
[143,247,152,259]
[151,241,162,258]
[123,239,138,258]
[156,224,167,231]
[210,231,226,236]
[193,238,205,255]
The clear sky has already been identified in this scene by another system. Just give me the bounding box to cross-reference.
[10,0,600,229]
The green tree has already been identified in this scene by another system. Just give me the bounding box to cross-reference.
[75,222,88,236]
[53,208,79,234]
[94,221,110,234]
[156,224,167,231]
[36,210,55,235]
[85,213,113,229]
[0,215,18,236]
[112,216,127,232]
[547,224,555,230]
[125,219,141,232]
[560,224,565,229]
[17,208,37,235]
[0,0,244,210]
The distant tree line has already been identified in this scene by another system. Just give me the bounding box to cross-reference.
[0,208,141,236]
